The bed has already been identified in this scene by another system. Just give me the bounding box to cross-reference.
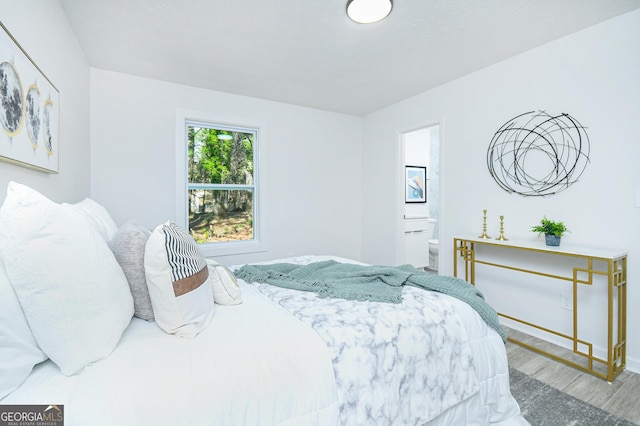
[0,182,528,425]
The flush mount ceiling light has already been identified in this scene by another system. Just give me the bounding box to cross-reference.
[346,0,392,24]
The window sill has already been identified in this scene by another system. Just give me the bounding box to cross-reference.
[198,240,267,258]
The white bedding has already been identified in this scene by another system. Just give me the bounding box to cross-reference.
[0,185,525,425]
[241,255,528,426]
[2,282,339,426]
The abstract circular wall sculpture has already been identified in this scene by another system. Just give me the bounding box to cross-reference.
[486,110,590,197]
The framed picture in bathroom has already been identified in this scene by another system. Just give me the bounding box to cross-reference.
[405,166,426,203]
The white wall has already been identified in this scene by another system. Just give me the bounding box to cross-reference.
[361,9,640,370]
[0,1,90,203]
[90,70,363,265]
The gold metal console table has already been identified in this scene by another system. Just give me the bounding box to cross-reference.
[453,236,627,382]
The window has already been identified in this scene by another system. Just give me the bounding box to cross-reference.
[178,115,263,256]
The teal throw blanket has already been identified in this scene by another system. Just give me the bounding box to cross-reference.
[235,260,506,342]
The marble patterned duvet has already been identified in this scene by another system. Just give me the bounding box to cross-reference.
[243,255,528,426]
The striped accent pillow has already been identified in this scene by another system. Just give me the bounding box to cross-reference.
[144,221,215,338]
[162,222,208,296]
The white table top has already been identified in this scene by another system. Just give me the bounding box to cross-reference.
[455,236,627,260]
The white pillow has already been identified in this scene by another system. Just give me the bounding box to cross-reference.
[206,259,242,305]
[0,182,134,376]
[65,197,119,241]
[109,222,155,321]
[145,221,215,338]
[0,256,48,398]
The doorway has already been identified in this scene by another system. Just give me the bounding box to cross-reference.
[398,124,440,270]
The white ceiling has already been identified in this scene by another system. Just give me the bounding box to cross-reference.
[59,0,640,116]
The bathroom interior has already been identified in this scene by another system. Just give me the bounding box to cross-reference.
[402,124,440,272]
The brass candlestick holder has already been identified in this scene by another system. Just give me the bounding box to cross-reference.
[478,209,491,239]
[496,215,508,241]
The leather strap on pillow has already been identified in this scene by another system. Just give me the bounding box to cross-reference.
[173,266,208,297]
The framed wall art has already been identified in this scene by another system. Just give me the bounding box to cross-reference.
[0,21,59,173]
[486,110,589,197]
[405,165,426,203]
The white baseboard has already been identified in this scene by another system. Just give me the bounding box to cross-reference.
[500,318,639,375]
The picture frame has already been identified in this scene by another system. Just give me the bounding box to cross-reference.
[0,21,59,173]
[405,165,426,203]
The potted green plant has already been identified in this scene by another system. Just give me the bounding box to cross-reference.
[531,216,569,246]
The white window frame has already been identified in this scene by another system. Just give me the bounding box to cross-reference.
[175,109,267,257]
